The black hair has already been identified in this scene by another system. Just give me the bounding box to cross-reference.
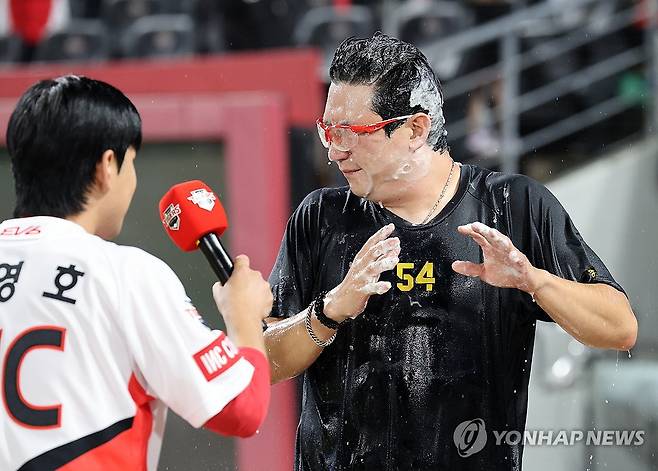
[329,33,447,152]
[6,75,142,218]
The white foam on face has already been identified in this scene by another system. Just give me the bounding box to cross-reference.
[358,115,434,198]
[362,147,433,201]
[369,70,445,188]
[326,82,436,202]
[396,163,412,177]
[389,147,432,184]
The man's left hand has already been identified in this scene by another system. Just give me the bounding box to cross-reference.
[452,221,543,294]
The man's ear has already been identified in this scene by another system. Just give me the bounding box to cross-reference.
[408,113,431,151]
[93,150,117,194]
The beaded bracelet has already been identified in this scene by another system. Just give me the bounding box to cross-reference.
[312,291,346,330]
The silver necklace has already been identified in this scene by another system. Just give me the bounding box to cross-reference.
[417,159,456,225]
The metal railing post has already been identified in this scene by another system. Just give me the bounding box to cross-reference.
[647,0,658,140]
[500,32,521,174]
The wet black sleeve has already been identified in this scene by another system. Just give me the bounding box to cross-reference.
[509,176,625,322]
[268,190,322,319]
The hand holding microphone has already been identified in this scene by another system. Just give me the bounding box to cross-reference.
[159,180,272,341]
[212,254,273,332]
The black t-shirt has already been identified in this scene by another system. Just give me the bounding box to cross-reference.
[269,163,624,471]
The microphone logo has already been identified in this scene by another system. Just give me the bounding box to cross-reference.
[162,203,182,231]
[187,189,216,212]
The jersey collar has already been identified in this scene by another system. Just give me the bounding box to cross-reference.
[0,216,88,236]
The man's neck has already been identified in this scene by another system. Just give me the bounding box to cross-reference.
[66,212,98,235]
[382,152,460,225]
[65,188,118,240]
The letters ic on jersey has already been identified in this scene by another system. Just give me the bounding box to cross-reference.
[193,333,241,381]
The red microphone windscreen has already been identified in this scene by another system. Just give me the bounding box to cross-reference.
[159,180,228,252]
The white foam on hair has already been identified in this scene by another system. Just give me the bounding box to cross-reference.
[409,68,446,148]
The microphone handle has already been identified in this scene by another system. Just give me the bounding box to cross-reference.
[198,233,268,331]
[198,233,233,284]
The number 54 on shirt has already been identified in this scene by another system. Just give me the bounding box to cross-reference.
[395,262,435,292]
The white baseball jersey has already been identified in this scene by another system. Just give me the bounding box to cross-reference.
[0,216,255,470]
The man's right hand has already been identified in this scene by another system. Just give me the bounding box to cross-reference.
[323,224,400,323]
[213,254,273,326]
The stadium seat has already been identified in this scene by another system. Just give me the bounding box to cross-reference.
[68,0,91,18]
[159,0,195,14]
[102,0,163,31]
[395,0,471,81]
[33,21,110,63]
[121,14,195,59]
[0,35,22,63]
[293,5,375,80]
[189,0,226,53]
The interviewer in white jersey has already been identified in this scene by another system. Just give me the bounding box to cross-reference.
[0,75,273,470]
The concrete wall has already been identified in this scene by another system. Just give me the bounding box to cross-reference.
[524,139,658,470]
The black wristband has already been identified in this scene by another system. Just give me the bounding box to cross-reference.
[312,291,342,330]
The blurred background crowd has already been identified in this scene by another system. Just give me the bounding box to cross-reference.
[0,0,651,173]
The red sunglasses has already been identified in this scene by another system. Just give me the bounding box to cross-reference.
[316,115,414,152]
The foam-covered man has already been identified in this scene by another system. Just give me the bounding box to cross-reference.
[265,33,637,470]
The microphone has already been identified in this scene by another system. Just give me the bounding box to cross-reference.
[158,180,233,283]
[159,181,268,331]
